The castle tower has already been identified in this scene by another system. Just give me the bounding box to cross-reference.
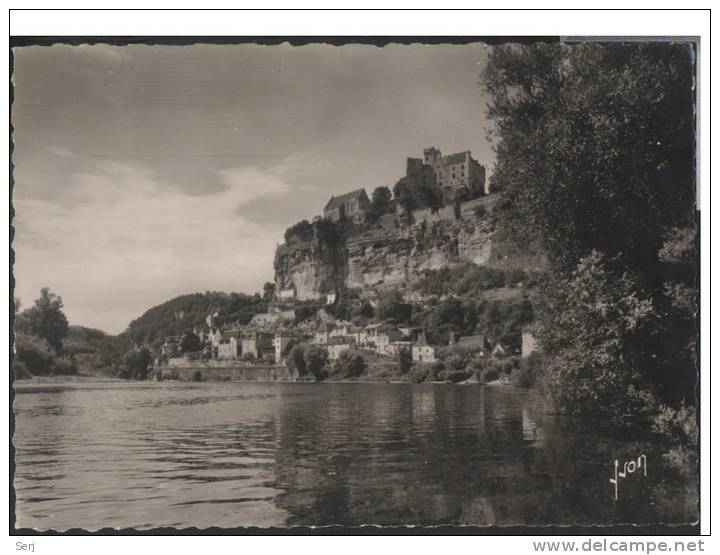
[423,147,441,165]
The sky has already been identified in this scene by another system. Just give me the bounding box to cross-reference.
[12,42,495,334]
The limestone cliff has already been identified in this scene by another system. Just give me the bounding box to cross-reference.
[274,207,494,299]
[346,217,493,289]
[273,231,347,301]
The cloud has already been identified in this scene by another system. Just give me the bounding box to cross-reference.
[44,145,79,159]
[13,159,290,333]
[214,167,292,206]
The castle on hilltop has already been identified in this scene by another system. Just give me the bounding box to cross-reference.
[406,147,487,204]
[321,146,487,223]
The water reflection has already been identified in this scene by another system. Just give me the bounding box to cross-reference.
[13,382,697,530]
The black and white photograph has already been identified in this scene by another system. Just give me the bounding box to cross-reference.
[8,10,707,539]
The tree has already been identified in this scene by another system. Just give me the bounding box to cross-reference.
[122,347,152,380]
[534,251,657,423]
[484,42,697,426]
[484,43,695,274]
[263,282,276,302]
[23,288,69,353]
[286,344,307,377]
[14,333,56,375]
[366,186,393,222]
[334,350,367,378]
[180,331,202,353]
[304,346,329,381]
[371,186,392,209]
[376,290,412,324]
[398,349,413,375]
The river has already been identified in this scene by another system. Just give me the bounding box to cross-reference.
[13,381,698,530]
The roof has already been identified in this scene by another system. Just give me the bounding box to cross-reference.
[457,335,491,348]
[324,188,369,210]
[436,151,470,166]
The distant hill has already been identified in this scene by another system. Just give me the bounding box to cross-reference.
[123,291,268,346]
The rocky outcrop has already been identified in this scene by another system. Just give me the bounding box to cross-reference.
[346,217,493,289]
[274,236,347,301]
[274,213,494,298]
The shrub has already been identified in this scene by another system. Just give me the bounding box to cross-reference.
[334,350,367,378]
[14,360,32,380]
[191,370,203,382]
[445,369,472,383]
[305,346,330,381]
[14,333,56,375]
[409,364,430,383]
[241,352,256,362]
[53,358,79,376]
[652,405,697,444]
[398,349,413,374]
[511,353,544,388]
[480,367,499,384]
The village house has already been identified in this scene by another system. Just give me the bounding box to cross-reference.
[241,331,275,361]
[313,322,335,345]
[360,323,383,347]
[276,286,296,301]
[522,330,538,358]
[326,338,352,361]
[449,332,492,354]
[273,333,294,365]
[412,332,437,363]
[217,337,239,360]
[491,340,511,359]
[386,340,414,358]
[323,188,371,222]
[374,326,405,356]
[412,343,436,363]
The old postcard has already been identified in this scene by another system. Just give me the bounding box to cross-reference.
[10,36,699,532]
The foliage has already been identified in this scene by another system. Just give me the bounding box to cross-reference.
[304,345,330,381]
[534,251,657,423]
[480,367,499,384]
[13,360,32,380]
[408,363,431,383]
[484,42,695,274]
[19,288,69,353]
[366,186,394,222]
[416,263,525,298]
[351,299,375,321]
[284,219,314,244]
[52,358,79,376]
[376,290,412,324]
[263,282,276,301]
[651,405,697,445]
[180,331,202,353]
[398,349,413,375]
[334,350,367,378]
[484,43,697,428]
[14,333,56,375]
[511,352,544,388]
[294,304,319,323]
[124,291,266,346]
[120,347,153,380]
[286,344,307,376]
